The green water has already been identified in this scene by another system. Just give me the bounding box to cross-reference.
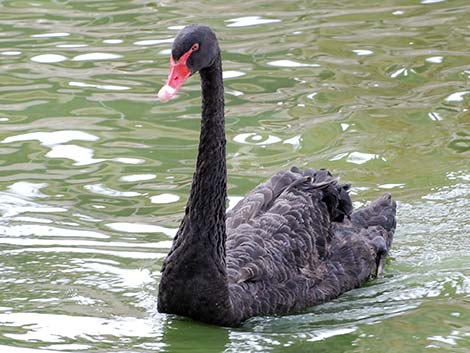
[0,0,469,352]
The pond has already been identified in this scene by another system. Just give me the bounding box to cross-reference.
[0,0,469,352]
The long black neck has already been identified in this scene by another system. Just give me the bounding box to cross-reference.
[185,53,226,264]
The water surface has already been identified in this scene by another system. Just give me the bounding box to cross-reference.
[0,0,469,352]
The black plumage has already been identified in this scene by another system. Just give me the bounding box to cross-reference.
[157,25,397,327]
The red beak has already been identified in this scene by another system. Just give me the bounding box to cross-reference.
[158,50,193,101]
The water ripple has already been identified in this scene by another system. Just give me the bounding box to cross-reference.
[226,16,282,27]
[2,130,99,146]
[30,54,67,63]
[71,53,122,61]
[31,32,69,38]
[0,224,108,239]
[106,222,177,237]
[0,194,66,218]
[69,81,130,91]
[0,313,157,342]
[150,193,180,204]
[267,60,320,68]
[84,184,141,197]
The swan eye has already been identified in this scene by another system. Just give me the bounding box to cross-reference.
[191,43,199,51]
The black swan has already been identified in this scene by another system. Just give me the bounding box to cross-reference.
[157,25,396,327]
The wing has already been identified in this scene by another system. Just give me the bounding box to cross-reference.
[225,167,352,285]
[226,167,351,229]
[225,169,297,230]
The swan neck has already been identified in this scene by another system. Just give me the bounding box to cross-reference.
[188,52,226,258]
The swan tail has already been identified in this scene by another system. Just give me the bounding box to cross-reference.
[328,193,396,283]
[351,193,397,250]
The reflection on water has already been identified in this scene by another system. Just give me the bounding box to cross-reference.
[0,0,469,351]
[225,16,282,28]
[69,81,130,91]
[30,54,67,63]
[267,60,320,68]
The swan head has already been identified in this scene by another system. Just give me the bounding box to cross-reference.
[158,25,219,101]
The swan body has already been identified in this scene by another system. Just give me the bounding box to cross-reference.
[157,25,396,327]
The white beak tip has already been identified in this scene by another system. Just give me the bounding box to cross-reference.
[157,85,177,102]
